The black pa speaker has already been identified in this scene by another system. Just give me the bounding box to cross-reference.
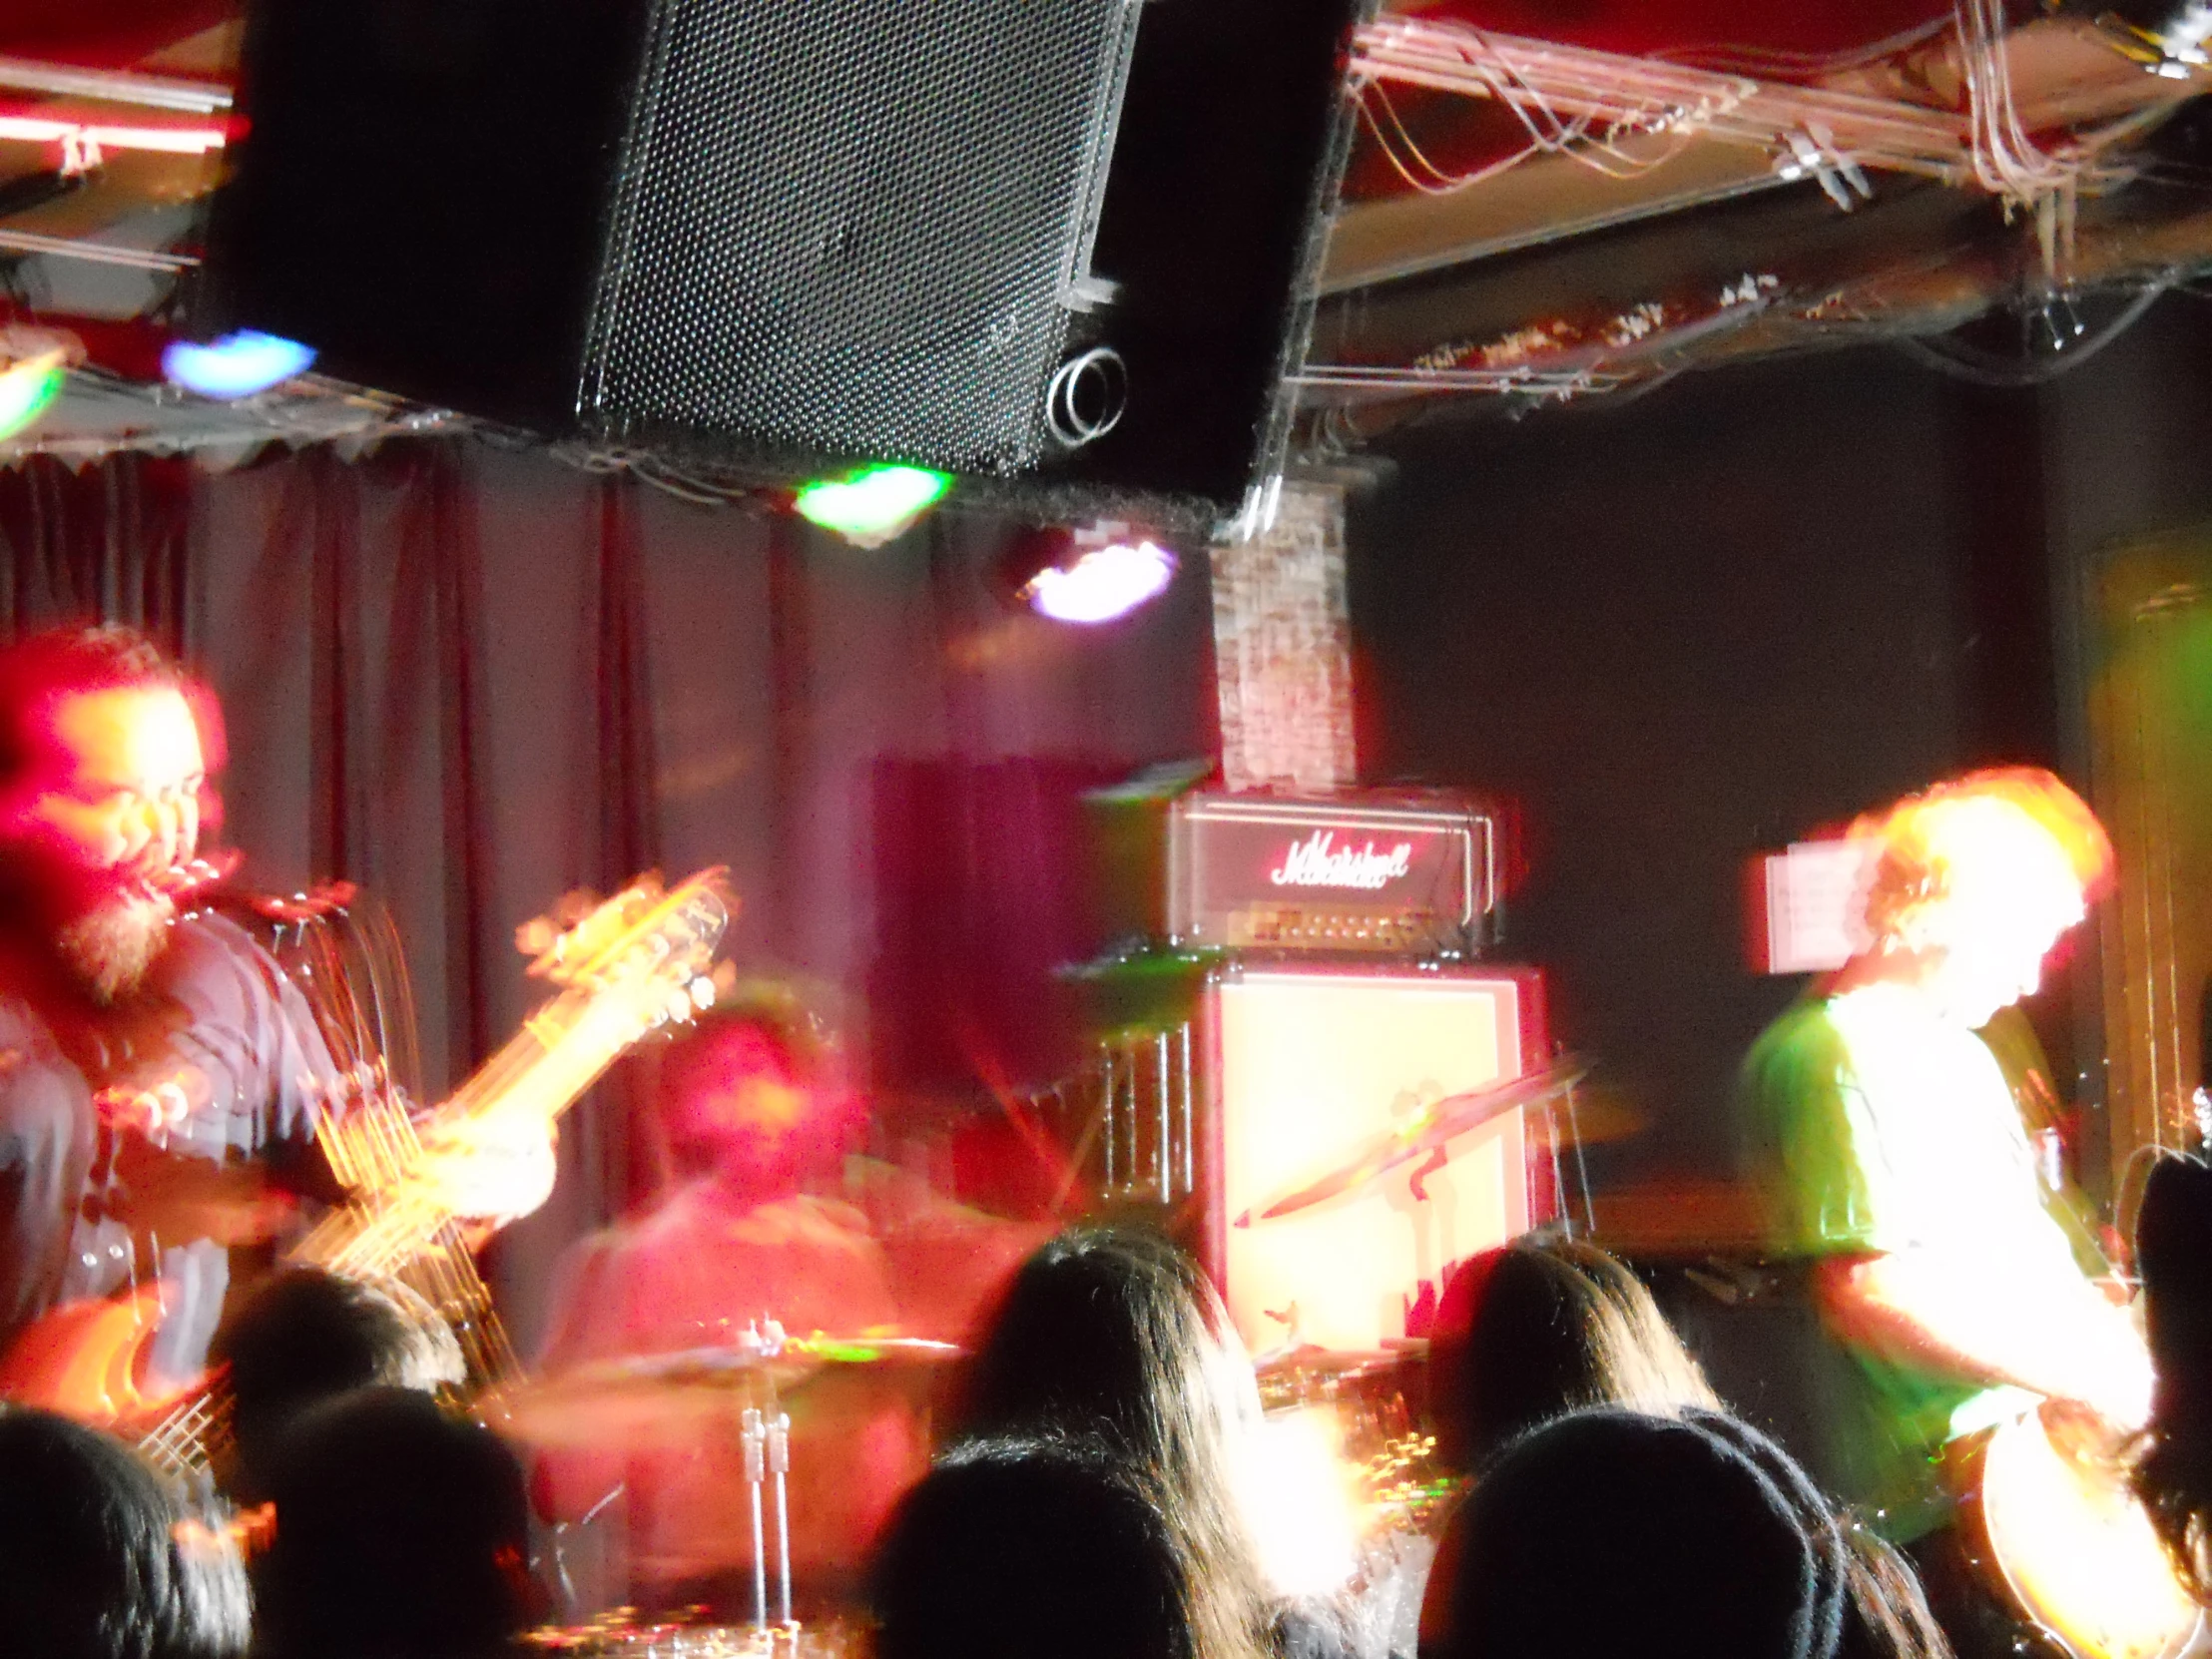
[205,0,1365,522]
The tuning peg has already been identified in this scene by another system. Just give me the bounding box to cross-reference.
[553,888,604,929]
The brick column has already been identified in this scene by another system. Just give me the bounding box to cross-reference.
[1210,482,1357,794]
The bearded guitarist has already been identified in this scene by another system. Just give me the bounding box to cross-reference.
[0,624,555,1408]
[1742,769,2158,1659]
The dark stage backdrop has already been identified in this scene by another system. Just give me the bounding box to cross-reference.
[1348,291,2212,1203]
[0,436,1218,1350]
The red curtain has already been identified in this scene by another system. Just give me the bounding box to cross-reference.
[0,434,1217,1348]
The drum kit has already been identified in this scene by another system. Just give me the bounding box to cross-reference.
[521,1609,860,1658]
[496,1320,957,1644]
[509,1062,1602,1645]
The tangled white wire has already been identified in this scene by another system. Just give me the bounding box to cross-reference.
[1351,5,2162,252]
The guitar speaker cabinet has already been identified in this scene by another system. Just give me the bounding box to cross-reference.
[1202,963,1550,1354]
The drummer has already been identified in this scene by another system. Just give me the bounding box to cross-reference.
[530,999,924,1616]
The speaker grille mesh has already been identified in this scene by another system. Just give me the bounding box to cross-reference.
[578,0,1130,473]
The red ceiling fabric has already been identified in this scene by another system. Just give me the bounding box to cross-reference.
[0,0,236,71]
[1424,0,1956,59]
[2,0,1963,78]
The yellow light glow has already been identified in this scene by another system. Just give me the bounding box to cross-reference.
[0,348,66,441]
[1236,1407,1362,1598]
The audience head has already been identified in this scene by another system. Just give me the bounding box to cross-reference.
[1685,1409,1949,1659]
[957,1227,1272,1659]
[2131,1151,2212,1599]
[1829,1528,1954,1659]
[1419,1406,1848,1659]
[254,1386,538,1659]
[1427,1237,1719,1475]
[870,1435,1193,1659]
[0,1403,250,1659]
[958,1225,1253,1474]
[210,1266,463,1502]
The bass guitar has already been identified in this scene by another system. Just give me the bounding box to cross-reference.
[0,866,735,1485]
[1967,1397,2202,1659]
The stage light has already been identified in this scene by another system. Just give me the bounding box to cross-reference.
[162,330,317,400]
[1020,525,1178,625]
[0,349,67,440]
[793,463,952,547]
[2075,0,2212,64]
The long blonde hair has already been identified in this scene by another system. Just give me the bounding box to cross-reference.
[954,1228,1274,1659]
[1428,1237,1720,1474]
[1855,768,2110,951]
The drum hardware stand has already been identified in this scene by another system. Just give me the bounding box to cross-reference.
[739,1318,798,1649]
[742,1407,770,1632]
[767,1409,793,1629]
[548,1480,626,1622]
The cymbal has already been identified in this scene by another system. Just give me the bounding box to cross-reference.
[1238,1057,1591,1226]
[781,1334,963,1367]
[491,1333,961,1448]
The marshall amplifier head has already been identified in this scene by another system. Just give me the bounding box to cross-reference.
[1169,794,1492,954]
[1083,778,1496,957]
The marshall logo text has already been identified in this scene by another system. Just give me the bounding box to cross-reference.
[1268,830,1415,891]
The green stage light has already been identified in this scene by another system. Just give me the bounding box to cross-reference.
[0,350,67,441]
[793,464,952,547]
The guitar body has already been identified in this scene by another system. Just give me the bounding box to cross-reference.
[0,1287,176,1423]
[1967,1405,2201,1659]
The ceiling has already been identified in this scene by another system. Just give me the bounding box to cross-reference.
[0,0,2207,461]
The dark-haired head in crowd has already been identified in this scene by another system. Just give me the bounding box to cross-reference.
[871,1435,1195,1659]
[954,1227,1287,1659]
[0,1402,251,1659]
[1426,1237,1720,1475]
[253,1386,540,1659]
[209,1264,463,1503]
[2130,1150,2212,1602]
[1687,1408,1953,1659]
[1420,1405,1852,1659]
[1425,1242,1949,1659]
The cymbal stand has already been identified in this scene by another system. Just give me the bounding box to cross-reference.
[743,1407,769,1632]
[768,1408,794,1629]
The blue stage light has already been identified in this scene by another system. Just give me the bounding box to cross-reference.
[162,331,317,399]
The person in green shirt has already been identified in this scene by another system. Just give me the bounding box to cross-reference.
[1742,769,2152,1653]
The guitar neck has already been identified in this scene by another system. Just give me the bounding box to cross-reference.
[435,981,652,1137]
[135,1375,231,1485]
[136,867,729,1481]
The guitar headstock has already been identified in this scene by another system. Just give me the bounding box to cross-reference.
[516,868,737,1035]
